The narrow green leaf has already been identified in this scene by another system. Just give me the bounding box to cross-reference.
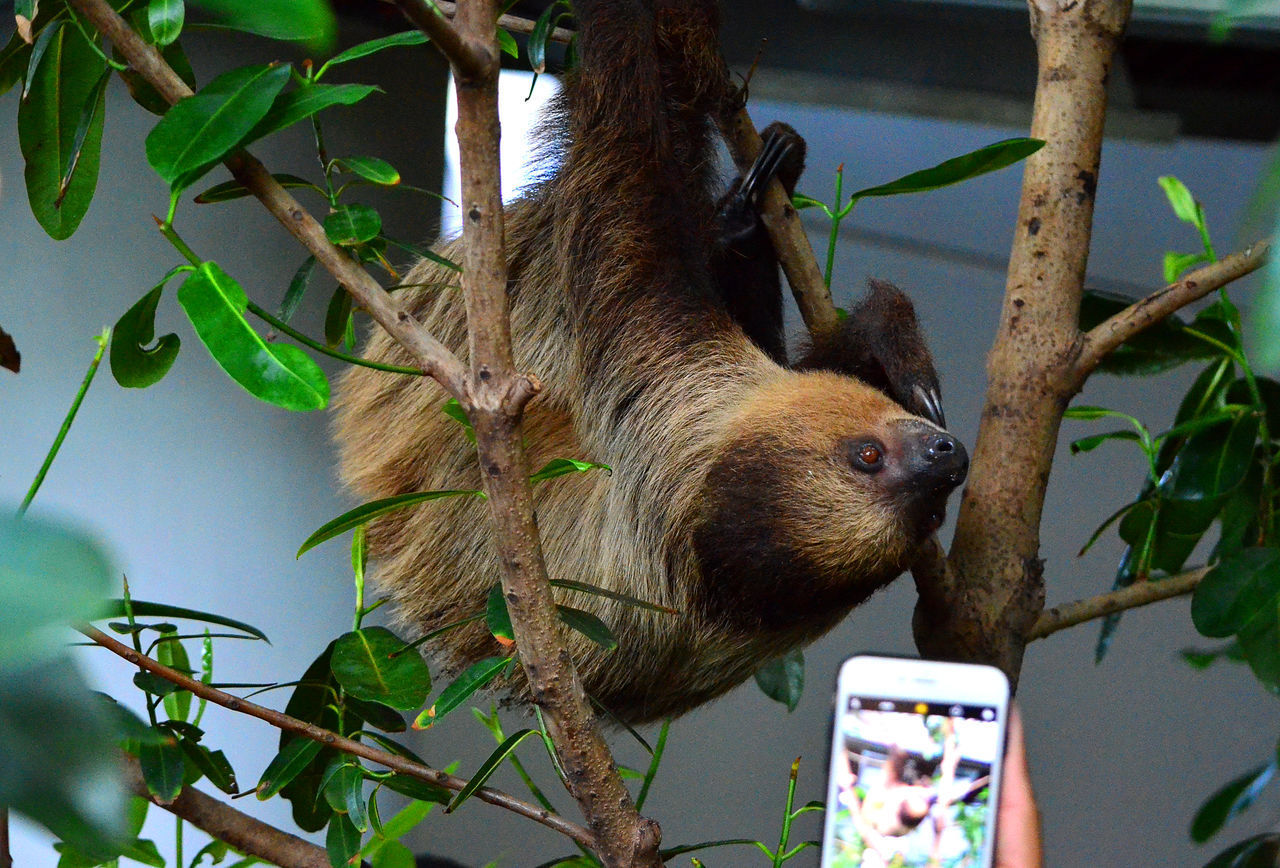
[18,24,106,239]
[139,739,185,802]
[1202,835,1280,868]
[1165,250,1209,284]
[1068,429,1143,455]
[557,606,617,650]
[257,738,324,799]
[1158,175,1202,227]
[331,626,431,710]
[324,287,354,349]
[415,656,512,728]
[133,670,180,697]
[179,739,237,794]
[486,583,514,642]
[379,773,451,804]
[1191,763,1275,843]
[99,599,269,641]
[380,236,462,273]
[194,173,320,204]
[244,83,380,146]
[146,63,291,188]
[147,0,184,46]
[21,18,62,101]
[359,799,434,854]
[1161,413,1259,501]
[529,1,570,72]
[325,812,362,868]
[298,489,482,556]
[317,30,428,79]
[754,648,805,712]
[177,261,329,411]
[0,25,35,99]
[321,759,369,832]
[496,27,518,59]
[155,631,192,721]
[446,729,539,812]
[442,398,476,443]
[849,138,1045,200]
[550,579,677,614]
[278,255,318,323]
[333,155,399,186]
[189,0,336,46]
[57,67,109,206]
[324,204,382,246]
[110,284,182,388]
[529,457,611,484]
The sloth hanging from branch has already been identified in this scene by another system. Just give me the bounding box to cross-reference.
[335,0,968,724]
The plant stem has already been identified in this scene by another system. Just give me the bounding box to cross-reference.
[772,758,801,868]
[19,329,109,516]
[245,301,425,376]
[823,167,844,289]
[174,815,184,867]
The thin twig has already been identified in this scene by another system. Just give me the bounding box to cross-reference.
[1028,566,1209,641]
[0,807,11,868]
[66,0,470,401]
[121,755,327,868]
[82,626,596,849]
[1074,240,1273,379]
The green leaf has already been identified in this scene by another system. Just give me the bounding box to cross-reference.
[550,579,677,614]
[529,457,611,484]
[333,155,400,186]
[118,838,165,867]
[317,30,428,79]
[257,738,324,799]
[179,739,238,794]
[496,27,518,59]
[849,138,1044,200]
[442,398,476,443]
[133,670,180,697]
[117,37,196,115]
[58,66,110,210]
[321,759,368,832]
[324,204,383,246]
[0,25,35,99]
[446,729,539,812]
[324,287,354,349]
[0,513,114,667]
[155,631,192,721]
[139,738,186,802]
[358,799,435,855]
[1161,413,1259,501]
[98,599,269,641]
[1078,290,1214,376]
[177,260,330,411]
[298,489,481,556]
[331,626,431,711]
[1192,763,1276,843]
[1069,429,1142,455]
[1158,175,1204,229]
[529,0,571,73]
[147,0,184,46]
[557,606,617,650]
[18,24,106,239]
[379,773,451,804]
[370,841,415,868]
[1193,548,1280,638]
[416,656,511,728]
[279,255,318,323]
[111,284,182,388]
[245,83,380,146]
[380,236,462,273]
[754,648,804,712]
[1202,835,1280,868]
[1165,250,1210,284]
[326,812,362,868]
[486,583,514,642]
[189,0,336,47]
[146,63,291,189]
[344,696,406,733]
[194,173,321,204]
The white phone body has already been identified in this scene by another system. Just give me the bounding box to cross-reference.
[820,655,1011,868]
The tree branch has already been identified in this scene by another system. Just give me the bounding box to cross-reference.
[1074,240,1273,379]
[67,0,471,401]
[121,755,328,868]
[1028,566,1209,640]
[82,626,596,850]
[394,0,490,80]
[431,0,575,44]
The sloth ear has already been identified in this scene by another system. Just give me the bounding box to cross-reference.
[798,279,947,428]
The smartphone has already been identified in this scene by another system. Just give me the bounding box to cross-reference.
[820,655,1010,868]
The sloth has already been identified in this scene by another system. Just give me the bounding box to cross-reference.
[334,0,968,724]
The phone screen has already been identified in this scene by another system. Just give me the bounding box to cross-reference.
[823,694,1002,868]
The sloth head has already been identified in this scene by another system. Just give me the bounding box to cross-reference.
[691,370,968,632]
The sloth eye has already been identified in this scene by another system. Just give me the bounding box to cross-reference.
[849,440,885,472]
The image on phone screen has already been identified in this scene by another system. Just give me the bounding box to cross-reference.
[826,697,1000,868]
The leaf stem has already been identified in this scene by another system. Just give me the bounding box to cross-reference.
[823,166,845,289]
[19,329,109,515]
[244,302,425,376]
[772,758,801,868]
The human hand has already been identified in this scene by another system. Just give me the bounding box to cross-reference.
[996,705,1043,868]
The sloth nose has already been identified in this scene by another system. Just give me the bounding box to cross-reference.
[917,431,969,489]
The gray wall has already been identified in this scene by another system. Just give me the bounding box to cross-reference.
[3,14,1275,868]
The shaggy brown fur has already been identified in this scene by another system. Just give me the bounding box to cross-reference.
[334,0,967,723]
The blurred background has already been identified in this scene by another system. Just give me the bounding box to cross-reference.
[2,0,1278,864]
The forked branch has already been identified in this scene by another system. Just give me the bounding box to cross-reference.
[1028,567,1210,640]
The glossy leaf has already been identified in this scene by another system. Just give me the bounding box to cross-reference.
[1069,429,1142,455]
[298,489,481,556]
[550,579,677,614]
[446,729,539,812]
[321,759,368,832]
[529,0,571,73]
[178,261,329,410]
[334,156,399,185]
[326,812,362,868]
[344,696,406,733]
[1161,413,1259,501]
[189,0,336,46]
[179,739,237,793]
[557,606,617,650]
[148,0,184,46]
[155,631,192,721]
[18,24,107,239]
[1165,250,1210,284]
[245,83,380,145]
[316,30,428,79]
[257,737,323,799]
[370,841,415,868]
[1192,763,1275,843]
[1192,548,1280,638]
[0,26,34,98]
[148,63,290,188]
[324,287,354,349]
[849,138,1044,200]
[486,583,514,642]
[496,27,518,59]
[325,203,383,246]
[754,648,805,712]
[278,255,319,323]
[58,67,110,207]
[379,772,451,804]
[332,626,431,711]
[530,457,611,484]
[1202,834,1280,868]
[99,599,269,641]
[110,284,182,388]
[118,38,196,115]
[133,670,179,697]
[416,656,511,728]
[194,173,320,204]
[380,236,461,273]
[358,798,435,856]
[139,738,185,802]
